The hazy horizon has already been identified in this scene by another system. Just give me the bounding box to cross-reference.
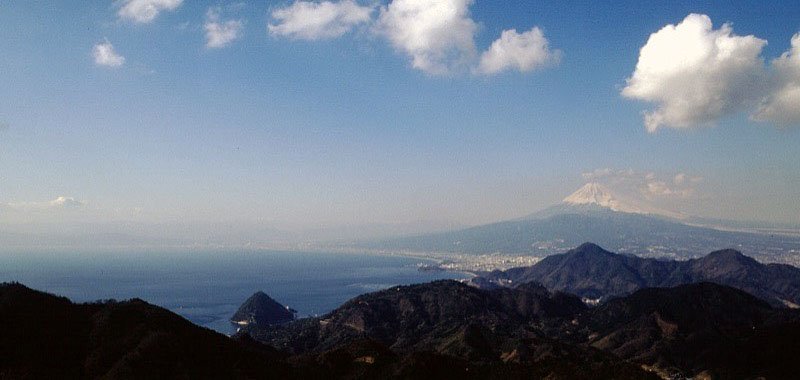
[2,1,799,248]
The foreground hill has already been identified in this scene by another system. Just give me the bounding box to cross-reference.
[242,280,656,379]
[244,280,586,355]
[0,282,655,379]
[5,277,799,379]
[0,282,290,379]
[475,243,800,307]
[241,279,800,379]
[580,283,800,379]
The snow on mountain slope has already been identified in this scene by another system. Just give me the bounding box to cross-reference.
[562,183,685,219]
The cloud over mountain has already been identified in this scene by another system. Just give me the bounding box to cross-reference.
[581,168,701,203]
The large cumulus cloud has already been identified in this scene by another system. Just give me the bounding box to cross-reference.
[752,33,800,126]
[266,0,559,76]
[622,14,768,132]
[623,13,800,132]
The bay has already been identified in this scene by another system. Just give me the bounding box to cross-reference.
[0,250,466,335]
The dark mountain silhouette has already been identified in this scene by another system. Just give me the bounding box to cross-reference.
[578,282,800,379]
[243,280,587,357]
[231,291,295,326]
[6,275,800,379]
[475,242,800,307]
[243,280,655,379]
[0,282,656,379]
[240,280,657,379]
[285,337,658,380]
[0,282,290,379]
[240,279,800,379]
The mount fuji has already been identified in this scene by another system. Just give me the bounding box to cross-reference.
[563,182,639,212]
[363,184,800,263]
[523,182,685,221]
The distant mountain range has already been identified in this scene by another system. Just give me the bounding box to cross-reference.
[362,183,800,263]
[472,243,800,307]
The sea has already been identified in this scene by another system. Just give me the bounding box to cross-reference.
[0,250,467,335]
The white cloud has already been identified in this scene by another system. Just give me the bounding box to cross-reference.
[622,14,768,132]
[582,168,634,180]
[93,40,125,67]
[118,0,183,24]
[642,172,699,199]
[268,0,374,40]
[582,168,700,200]
[7,196,86,211]
[752,33,800,127]
[204,7,243,48]
[265,0,559,77]
[644,180,694,198]
[376,0,478,75]
[48,196,85,209]
[478,27,560,75]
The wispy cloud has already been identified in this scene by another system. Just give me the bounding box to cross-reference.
[118,0,183,24]
[6,196,86,211]
[268,0,374,40]
[582,168,701,200]
[204,7,244,49]
[93,39,125,67]
[582,168,633,181]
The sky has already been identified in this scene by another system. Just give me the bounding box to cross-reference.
[1,0,799,247]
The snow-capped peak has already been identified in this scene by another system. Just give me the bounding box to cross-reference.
[563,183,612,205]
[561,183,686,219]
[562,183,645,214]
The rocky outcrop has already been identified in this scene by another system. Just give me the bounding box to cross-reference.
[231,291,295,326]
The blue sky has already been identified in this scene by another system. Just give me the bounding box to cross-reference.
[0,0,799,243]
